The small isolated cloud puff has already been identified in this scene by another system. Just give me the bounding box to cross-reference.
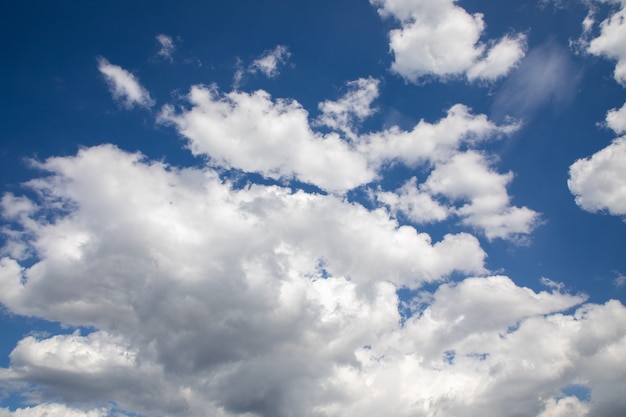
[156,34,175,62]
[568,136,626,216]
[370,0,526,82]
[249,45,291,78]
[606,101,626,134]
[97,57,155,109]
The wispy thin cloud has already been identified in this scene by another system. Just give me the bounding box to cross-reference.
[156,34,175,62]
[491,40,581,121]
[97,57,155,109]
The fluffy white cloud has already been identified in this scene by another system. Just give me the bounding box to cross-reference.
[249,45,291,78]
[371,0,526,82]
[606,101,626,134]
[158,85,375,193]
[568,136,626,216]
[423,151,539,240]
[156,34,175,62]
[97,57,155,109]
[360,103,519,166]
[157,81,519,192]
[0,145,624,417]
[587,0,626,85]
[376,177,450,224]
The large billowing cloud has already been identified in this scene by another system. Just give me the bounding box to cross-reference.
[371,0,526,82]
[0,143,625,417]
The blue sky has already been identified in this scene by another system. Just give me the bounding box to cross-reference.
[1,1,626,416]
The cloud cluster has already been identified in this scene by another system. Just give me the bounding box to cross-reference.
[155,76,538,239]
[567,2,626,219]
[1,1,625,411]
[0,138,623,417]
[371,0,526,82]
[97,57,155,109]
[1,161,625,417]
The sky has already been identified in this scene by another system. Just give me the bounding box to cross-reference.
[0,0,626,416]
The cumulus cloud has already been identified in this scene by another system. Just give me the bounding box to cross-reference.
[586,0,626,85]
[423,151,539,240]
[97,57,155,109]
[156,34,175,62]
[370,0,526,82]
[606,101,626,134]
[158,85,375,193]
[157,81,519,194]
[360,103,520,167]
[0,144,625,417]
[249,45,291,78]
[568,136,626,216]
[376,177,450,224]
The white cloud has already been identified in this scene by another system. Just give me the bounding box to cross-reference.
[0,404,108,417]
[360,103,520,167]
[157,80,532,240]
[249,45,291,78]
[606,101,626,134]
[536,396,590,417]
[155,34,175,62]
[0,145,624,417]
[158,85,375,193]
[587,0,626,85]
[376,177,450,224]
[568,136,626,216]
[157,81,525,221]
[370,0,526,82]
[97,57,154,109]
[316,77,380,140]
[423,151,540,240]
